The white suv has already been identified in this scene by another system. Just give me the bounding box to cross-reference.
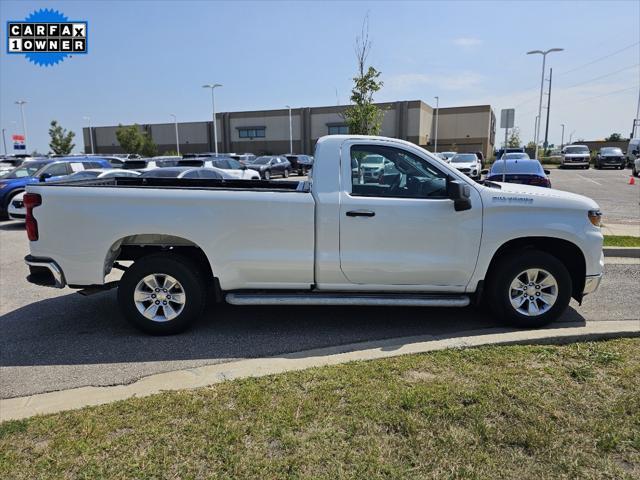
[561,145,591,169]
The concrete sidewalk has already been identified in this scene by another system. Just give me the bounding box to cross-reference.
[603,223,640,237]
[2,319,638,422]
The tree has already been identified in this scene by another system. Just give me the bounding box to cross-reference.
[343,16,384,135]
[116,124,157,156]
[507,127,521,148]
[48,120,75,155]
[605,132,623,142]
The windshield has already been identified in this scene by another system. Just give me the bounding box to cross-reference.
[565,146,589,154]
[491,161,543,174]
[601,147,623,155]
[253,157,272,165]
[503,153,530,160]
[4,161,50,179]
[451,154,477,163]
[362,155,384,164]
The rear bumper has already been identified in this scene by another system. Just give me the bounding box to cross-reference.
[24,255,66,288]
[582,273,603,296]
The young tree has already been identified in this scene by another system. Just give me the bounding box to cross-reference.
[507,127,521,148]
[48,120,75,155]
[343,16,384,135]
[116,124,157,156]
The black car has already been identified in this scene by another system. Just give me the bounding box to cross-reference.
[595,147,625,169]
[484,157,551,188]
[284,154,314,175]
[246,156,292,180]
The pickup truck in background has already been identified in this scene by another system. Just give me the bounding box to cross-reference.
[23,135,604,335]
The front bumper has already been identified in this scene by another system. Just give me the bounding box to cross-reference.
[25,255,66,288]
[582,273,603,295]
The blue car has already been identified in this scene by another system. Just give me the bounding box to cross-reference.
[0,157,111,219]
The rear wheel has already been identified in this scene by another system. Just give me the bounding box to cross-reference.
[117,254,206,335]
[263,170,271,180]
[487,250,572,328]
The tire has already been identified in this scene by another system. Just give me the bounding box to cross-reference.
[263,170,271,180]
[1,190,24,220]
[117,253,206,335]
[633,166,639,177]
[486,250,572,328]
[584,164,590,169]
[283,169,289,178]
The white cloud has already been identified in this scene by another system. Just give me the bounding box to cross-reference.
[453,37,482,47]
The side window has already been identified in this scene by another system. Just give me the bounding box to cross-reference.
[198,170,222,179]
[44,163,70,177]
[227,159,242,169]
[350,145,448,199]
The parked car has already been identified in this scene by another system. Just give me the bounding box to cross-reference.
[23,135,603,334]
[484,158,551,188]
[141,167,231,179]
[626,138,640,168]
[594,147,626,169]
[633,156,640,177]
[245,156,292,179]
[66,169,142,181]
[284,154,314,175]
[0,157,111,219]
[561,145,590,169]
[357,154,393,182]
[496,147,525,159]
[449,153,481,180]
[436,151,456,163]
[7,191,26,220]
[230,153,256,165]
[177,157,260,180]
[0,156,29,177]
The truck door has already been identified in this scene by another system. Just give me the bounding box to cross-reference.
[338,141,482,288]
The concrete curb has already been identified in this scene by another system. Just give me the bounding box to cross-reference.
[2,320,638,422]
[603,246,640,258]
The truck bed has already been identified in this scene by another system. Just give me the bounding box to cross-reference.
[43,177,310,192]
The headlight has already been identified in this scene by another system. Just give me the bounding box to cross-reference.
[588,209,602,227]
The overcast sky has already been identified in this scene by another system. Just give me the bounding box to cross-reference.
[1,0,638,153]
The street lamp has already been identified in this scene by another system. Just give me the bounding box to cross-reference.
[560,123,565,149]
[83,116,94,154]
[285,105,293,154]
[15,100,27,151]
[433,96,439,153]
[526,48,563,159]
[170,114,180,155]
[202,84,222,156]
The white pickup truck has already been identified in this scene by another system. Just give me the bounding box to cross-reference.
[23,135,604,334]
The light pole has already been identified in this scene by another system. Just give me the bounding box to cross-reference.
[83,116,94,154]
[170,114,180,155]
[560,123,565,149]
[1,128,7,156]
[285,105,293,154]
[433,96,439,153]
[526,48,563,159]
[569,130,575,145]
[15,100,27,151]
[202,84,222,156]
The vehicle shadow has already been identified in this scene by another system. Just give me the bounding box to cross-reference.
[0,289,586,368]
[0,220,25,231]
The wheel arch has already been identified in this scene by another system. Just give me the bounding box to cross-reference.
[484,236,586,302]
[104,234,218,297]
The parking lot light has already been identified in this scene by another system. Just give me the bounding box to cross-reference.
[433,96,439,153]
[560,123,565,149]
[170,114,180,156]
[15,100,28,151]
[83,116,94,154]
[527,48,563,160]
[285,105,293,154]
[202,84,222,156]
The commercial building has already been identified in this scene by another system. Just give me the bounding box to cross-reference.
[84,100,496,158]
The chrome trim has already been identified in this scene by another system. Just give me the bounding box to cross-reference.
[226,293,470,307]
[582,274,603,295]
[25,258,66,288]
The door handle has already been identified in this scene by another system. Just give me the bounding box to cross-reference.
[346,210,375,217]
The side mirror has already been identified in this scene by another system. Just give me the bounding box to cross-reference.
[481,169,489,175]
[544,169,551,175]
[447,178,472,212]
[39,173,52,182]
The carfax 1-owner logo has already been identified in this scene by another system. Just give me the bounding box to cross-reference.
[6,8,87,67]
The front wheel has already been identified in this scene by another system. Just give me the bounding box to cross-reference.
[263,170,271,180]
[283,169,289,178]
[487,250,572,328]
[117,254,206,335]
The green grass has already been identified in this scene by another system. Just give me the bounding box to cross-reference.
[1,339,639,479]
[604,235,640,247]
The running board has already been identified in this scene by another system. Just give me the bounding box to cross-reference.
[225,293,470,307]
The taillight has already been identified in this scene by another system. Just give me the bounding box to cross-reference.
[529,177,551,188]
[24,193,42,241]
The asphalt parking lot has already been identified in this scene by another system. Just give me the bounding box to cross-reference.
[1,168,638,399]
